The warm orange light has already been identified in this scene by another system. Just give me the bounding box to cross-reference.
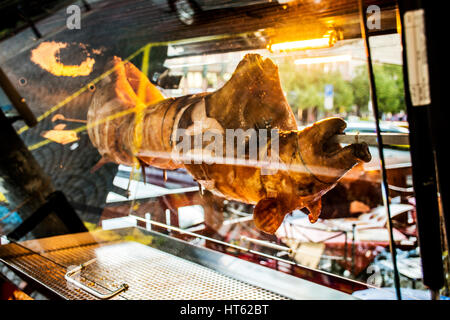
[294,54,352,65]
[30,41,95,77]
[41,129,79,145]
[269,37,332,52]
[113,56,165,108]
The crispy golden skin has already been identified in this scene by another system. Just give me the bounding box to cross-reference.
[88,54,371,234]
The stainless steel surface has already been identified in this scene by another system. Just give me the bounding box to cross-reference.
[121,226,358,300]
[131,214,332,273]
[0,242,121,300]
[0,227,358,299]
[131,214,300,263]
[332,133,410,146]
[0,232,128,300]
[129,214,363,298]
[240,236,292,253]
[1,229,307,300]
[66,241,289,300]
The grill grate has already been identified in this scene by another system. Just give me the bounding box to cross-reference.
[0,233,288,300]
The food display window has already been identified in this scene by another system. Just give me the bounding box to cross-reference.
[0,0,448,301]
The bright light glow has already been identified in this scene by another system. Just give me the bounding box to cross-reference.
[30,41,96,77]
[294,55,352,65]
[270,38,331,51]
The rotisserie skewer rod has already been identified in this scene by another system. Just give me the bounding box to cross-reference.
[332,133,410,146]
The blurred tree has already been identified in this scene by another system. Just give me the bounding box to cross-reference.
[351,64,406,116]
[377,64,406,114]
[326,70,354,113]
[351,65,370,117]
[278,58,406,118]
[278,58,353,115]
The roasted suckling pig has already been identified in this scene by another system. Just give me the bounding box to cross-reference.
[87,54,371,234]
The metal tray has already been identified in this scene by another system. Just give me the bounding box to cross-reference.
[0,227,355,300]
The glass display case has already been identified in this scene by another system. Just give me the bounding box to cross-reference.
[0,0,448,300]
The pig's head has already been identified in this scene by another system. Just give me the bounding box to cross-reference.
[253,117,371,234]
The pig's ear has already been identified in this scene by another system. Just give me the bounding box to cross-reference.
[253,198,289,234]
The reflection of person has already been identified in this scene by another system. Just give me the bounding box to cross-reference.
[306,106,318,123]
[397,110,407,121]
[389,111,407,122]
